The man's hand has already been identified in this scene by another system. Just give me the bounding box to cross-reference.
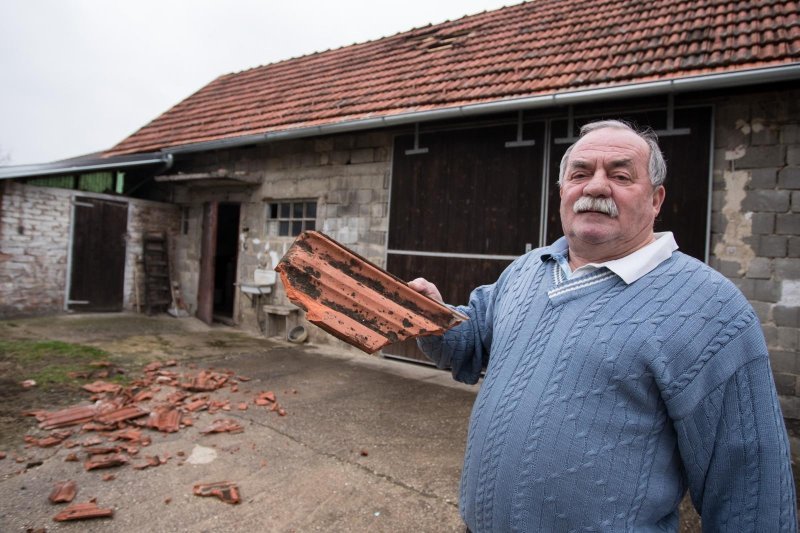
[408,277,444,304]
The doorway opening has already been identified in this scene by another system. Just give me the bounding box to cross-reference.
[213,203,240,322]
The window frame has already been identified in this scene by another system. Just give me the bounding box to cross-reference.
[266,199,318,237]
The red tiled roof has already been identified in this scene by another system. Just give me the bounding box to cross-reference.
[106,0,800,156]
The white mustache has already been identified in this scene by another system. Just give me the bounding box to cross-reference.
[573,196,619,218]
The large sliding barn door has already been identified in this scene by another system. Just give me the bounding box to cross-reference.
[386,124,545,361]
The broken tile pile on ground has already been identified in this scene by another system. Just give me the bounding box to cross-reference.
[4,359,290,522]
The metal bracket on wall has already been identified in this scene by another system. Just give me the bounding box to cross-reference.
[553,95,691,145]
[505,110,536,148]
[404,123,429,155]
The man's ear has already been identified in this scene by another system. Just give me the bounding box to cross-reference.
[652,185,666,215]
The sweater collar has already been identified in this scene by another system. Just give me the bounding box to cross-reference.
[538,232,679,284]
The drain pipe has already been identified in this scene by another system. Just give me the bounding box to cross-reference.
[163,64,800,156]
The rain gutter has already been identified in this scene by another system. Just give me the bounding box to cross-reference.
[0,153,173,180]
[163,64,800,156]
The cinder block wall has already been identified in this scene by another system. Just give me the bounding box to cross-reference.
[0,181,71,316]
[171,130,393,342]
[711,88,800,418]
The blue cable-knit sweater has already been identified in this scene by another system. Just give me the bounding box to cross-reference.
[419,242,797,532]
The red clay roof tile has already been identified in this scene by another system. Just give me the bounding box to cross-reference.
[84,453,128,471]
[52,501,114,521]
[39,405,97,430]
[94,405,149,425]
[49,480,78,504]
[143,406,182,433]
[104,0,800,156]
[199,418,244,435]
[193,482,241,504]
[276,231,467,354]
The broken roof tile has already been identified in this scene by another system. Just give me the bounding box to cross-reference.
[142,406,182,433]
[39,405,97,430]
[49,480,78,504]
[133,455,163,470]
[84,446,122,456]
[108,428,142,442]
[143,361,163,372]
[200,418,244,435]
[193,481,241,504]
[26,429,72,448]
[81,421,113,432]
[132,389,155,402]
[80,436,104,447]
[184,398,209,412]
[108,428,143,443]
[53,501,114,521]
[94,405,149,425]
[166,390,190,404]
[84,453,128,471]
[276,231,467,354]
[81,381,122,394]
[180,370,229,392]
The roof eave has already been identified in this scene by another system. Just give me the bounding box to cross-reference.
[0,152,173,180]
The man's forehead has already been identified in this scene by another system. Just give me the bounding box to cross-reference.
[570,128,649,161]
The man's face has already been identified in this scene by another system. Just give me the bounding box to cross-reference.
[559,127,666,260]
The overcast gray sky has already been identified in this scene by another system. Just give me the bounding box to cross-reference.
[0,1,516,166]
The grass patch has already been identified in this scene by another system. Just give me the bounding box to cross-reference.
[0,340,107,361]
[0,339,118,387]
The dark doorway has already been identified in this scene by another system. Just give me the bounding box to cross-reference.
[68,197,128,311]
[213,203,240,320]
[197,201,240,325]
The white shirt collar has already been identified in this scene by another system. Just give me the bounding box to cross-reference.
[571,232,679,284]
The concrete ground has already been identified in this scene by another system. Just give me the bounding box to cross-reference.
[0,314,478,532]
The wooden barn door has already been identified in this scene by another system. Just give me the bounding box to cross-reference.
[386,123,545,362]
[68,197,128,311]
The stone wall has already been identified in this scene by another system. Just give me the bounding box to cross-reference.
[710,88,800,418]
[171,130,393,342]
[0,181,71,316]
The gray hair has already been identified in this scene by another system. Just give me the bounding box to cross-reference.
[557,119,667,187]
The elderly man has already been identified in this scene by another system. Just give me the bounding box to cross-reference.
[409,120,796,532]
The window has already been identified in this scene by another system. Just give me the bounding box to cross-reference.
[267,200,317,236]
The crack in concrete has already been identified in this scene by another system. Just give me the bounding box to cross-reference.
[227,411,459,509]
